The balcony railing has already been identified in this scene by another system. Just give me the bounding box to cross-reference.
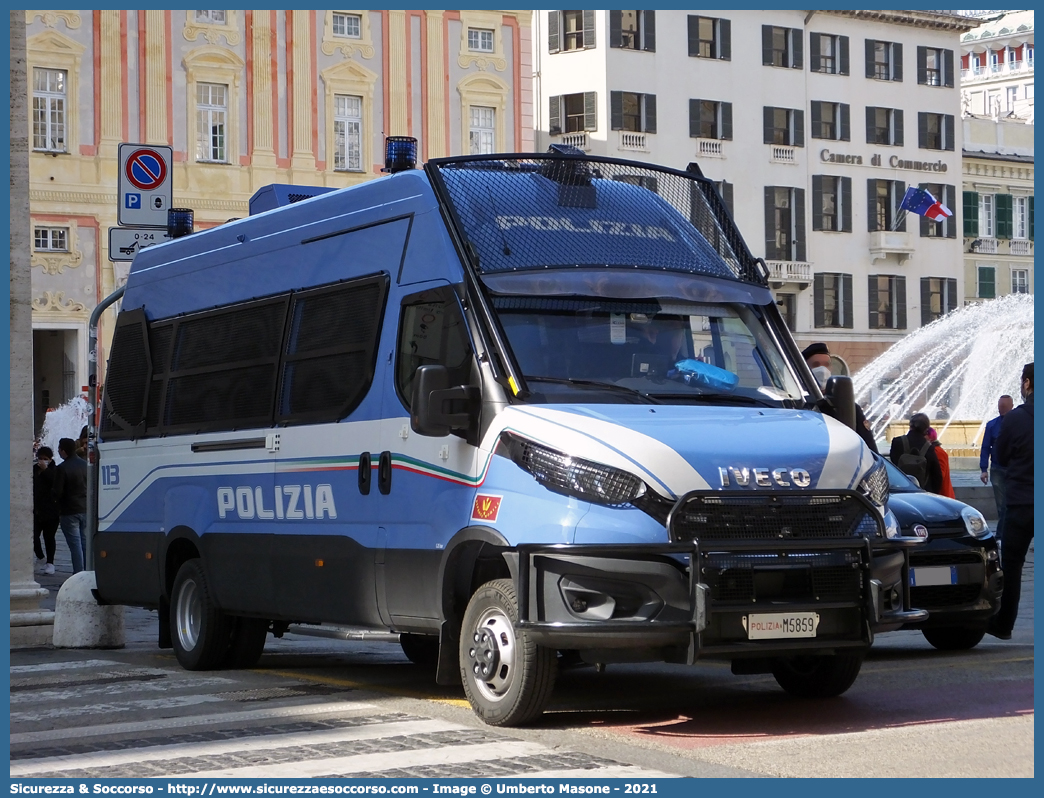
[619,131,648,151]
[970,237,999,254]
[771,145,797,164]
[695,138,725,158]
[560,132,590,151]
[962,59,1033,82]
[765,259,812,287]
[1009,239,1032,256]
[869,230,914,264]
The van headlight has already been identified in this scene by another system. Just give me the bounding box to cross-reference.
[961,506,991,539]
[501,433,647,505]
[858,459,889,509]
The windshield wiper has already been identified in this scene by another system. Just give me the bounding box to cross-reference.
[647,392,771,407]
[523,376,663,404]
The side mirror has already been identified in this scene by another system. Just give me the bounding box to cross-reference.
[823,375,856,431]
[410,365,480,437]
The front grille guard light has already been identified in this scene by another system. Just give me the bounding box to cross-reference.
[502,432,647,505]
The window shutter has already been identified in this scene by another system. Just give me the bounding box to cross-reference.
[944,115,954,151]
[795,187,806,261]
[792,28,803,68]
[917,46,927,85]
[794,109,804,147]
[549,95,561,135]
[920,277,932,326]
[867,276,879,329]
[644,94,656,133]
[610,91,623,131]
[723,182,734,217]
[865,106,875,144]
[689,99,699,137]
[840,103,851,141]
[548,11,560,54]
[963,191,978,237]
[719,19,731,60]
[764,187,777,260]
[814,273,825,327]
[842,274,853,328]
[943,49,954,87]
[810,101,822,137]
[762,25,773,66]
[896,277,907,330]
[812,175,824,231]
[583,10,596,49]
[609,10,622,48]
[945,185,957,239]
[644,11,655,51]
[721,102,733,140]
[763,106,775,145]
[947,278,957,312]
[687,15,698,57]
[919,185,931,237]
[867,179,878,231]
[895,181,907,232]
[583,91,597,131]
[996,193,1013,239]
[918,112,928,149]
[841,177,852,232]
[1029,196,1034,240]
[810,33,821,72]
[893,43,903,81]
[893,109,904,147]
[839,36,850,75]
[865,39,875,78]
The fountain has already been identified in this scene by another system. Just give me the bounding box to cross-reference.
[37,395,92,463]
[852,293,1033,447]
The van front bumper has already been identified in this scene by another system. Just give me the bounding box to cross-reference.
[509,538,876,662]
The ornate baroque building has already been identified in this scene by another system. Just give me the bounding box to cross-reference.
[25,9,533,433]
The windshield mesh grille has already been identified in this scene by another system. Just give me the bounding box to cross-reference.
[428,155,762,284]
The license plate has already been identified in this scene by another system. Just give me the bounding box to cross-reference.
[910,566,958,587]
[744,612,820,639]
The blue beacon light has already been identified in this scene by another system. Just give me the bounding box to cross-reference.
[384,136,417,173]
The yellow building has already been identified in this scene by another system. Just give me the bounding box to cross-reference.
[25,9,533,433]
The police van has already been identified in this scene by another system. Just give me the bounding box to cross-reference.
[95,146,912,727]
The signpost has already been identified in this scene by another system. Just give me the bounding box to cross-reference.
[108,227,172,261]
[117,143,172,228]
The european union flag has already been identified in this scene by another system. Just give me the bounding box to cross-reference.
[899,186,953,221]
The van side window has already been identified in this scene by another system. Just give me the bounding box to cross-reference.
[101,307,151,439]
[396,292,473,408]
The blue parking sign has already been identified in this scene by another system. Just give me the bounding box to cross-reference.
[125,193,142,209]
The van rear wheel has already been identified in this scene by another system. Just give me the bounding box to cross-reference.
[771,653,863,698]
[170,559,231,671]
[224,617,269,668]
[459,579,557,726]
[400,633,440,668]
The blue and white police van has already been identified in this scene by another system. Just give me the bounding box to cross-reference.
[95,145,912,726]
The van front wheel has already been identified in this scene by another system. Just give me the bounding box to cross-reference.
[771,653,863,698]
[459,579,557,726]
[170,559,230,671]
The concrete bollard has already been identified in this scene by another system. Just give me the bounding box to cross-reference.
[52,571,125,648]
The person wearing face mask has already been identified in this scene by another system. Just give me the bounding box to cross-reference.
[802,343,878,454]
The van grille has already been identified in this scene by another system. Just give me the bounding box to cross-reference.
[669,492,880,543]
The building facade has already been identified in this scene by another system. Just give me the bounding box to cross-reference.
[533,9,975,373]
[25,9,533,434]
[960,9,1034,121]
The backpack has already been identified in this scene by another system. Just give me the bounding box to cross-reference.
[897,436,932,486]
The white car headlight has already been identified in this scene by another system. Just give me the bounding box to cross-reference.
[961,506,991,539]
[859,459,889,509]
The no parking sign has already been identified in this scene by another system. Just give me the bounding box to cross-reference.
[117,143,173,228]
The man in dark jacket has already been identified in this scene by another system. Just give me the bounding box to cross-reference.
[988,362,1034,640]
[889,412,943,494]
[802,343,879,454]
[33,446,60,575]
[52,437,88,573]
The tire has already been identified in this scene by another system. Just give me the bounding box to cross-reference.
[459,578,557,727]
[922,625,987,651]
[400,633,440,669]
[224,617,269,669]
[170,559,231,670]
[772,653,863,698]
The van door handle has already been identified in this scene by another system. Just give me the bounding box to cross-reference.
[358,452,372,495]
[378,451,392,495]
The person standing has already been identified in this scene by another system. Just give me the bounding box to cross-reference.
[927,428,956,499]
[33,446,60,574]
[988,363,1033,640]
[802,343,879,454]
[52,437,88,573]
[979,394,1014,539]
[889,412,943,494]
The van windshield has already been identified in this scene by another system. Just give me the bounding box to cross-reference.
[493,296,805,407]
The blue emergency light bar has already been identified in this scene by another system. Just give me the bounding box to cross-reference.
[384,136,417,173]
